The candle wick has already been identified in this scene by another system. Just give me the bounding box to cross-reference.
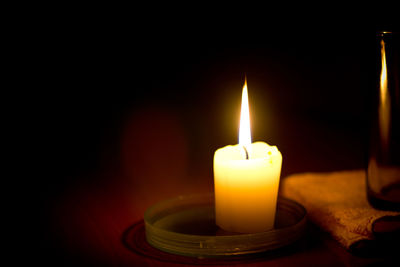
[243,146,249,160]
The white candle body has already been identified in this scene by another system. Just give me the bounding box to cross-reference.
[213,141,282,233]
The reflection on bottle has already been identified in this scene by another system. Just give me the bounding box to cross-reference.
[378,38,391,155]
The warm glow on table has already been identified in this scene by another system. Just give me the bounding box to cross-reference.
[213,80,282,233]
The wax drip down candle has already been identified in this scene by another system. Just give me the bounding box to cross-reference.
[213,79,283,233]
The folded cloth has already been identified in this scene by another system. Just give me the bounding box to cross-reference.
[280,170,400,256]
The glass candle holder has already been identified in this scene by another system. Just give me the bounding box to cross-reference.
[367,31,400,211]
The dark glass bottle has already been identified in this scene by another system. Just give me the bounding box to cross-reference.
[367,31,400,211]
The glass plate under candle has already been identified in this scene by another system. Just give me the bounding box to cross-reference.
[144,193,307,257]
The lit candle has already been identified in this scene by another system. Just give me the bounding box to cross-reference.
[213,79,282,233]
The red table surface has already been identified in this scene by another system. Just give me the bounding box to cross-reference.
[40,167,397,266]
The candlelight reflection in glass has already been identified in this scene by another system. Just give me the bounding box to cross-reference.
[367,31,400,211]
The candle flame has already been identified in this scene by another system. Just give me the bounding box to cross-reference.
[239,78,252,155]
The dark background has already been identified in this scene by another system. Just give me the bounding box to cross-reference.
[43,22,384,183]
[31,13,398,264]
